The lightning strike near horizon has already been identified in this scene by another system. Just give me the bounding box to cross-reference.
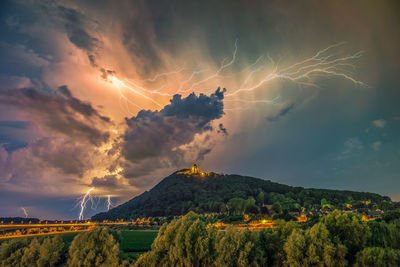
[106,195,113,211]
[77,188,95,221]
[20,207,28,218]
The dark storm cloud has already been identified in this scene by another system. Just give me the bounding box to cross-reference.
[88,54,97,67]
[0,86,110,146]
[100,68,116,81]
[0,121,29,151]
[197,147,212,161]
[266,102,295,122]
[57,85,72,97]
[123,88,226,165]
[28,137,96,177]
[217,123,228,136]
[162,87,225,118]
[91,175,120,188]
[122,159,162,178]
[58,4,119,80]
[0,121,28,129]
[57,6,98,52]
[118,1,162,75]
[56,5,119,80]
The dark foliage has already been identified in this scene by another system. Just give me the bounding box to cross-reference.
[92,171,389,221]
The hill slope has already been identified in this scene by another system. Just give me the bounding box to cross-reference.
[92,170,390,221]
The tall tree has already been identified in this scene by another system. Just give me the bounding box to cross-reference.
[135,212,216,267]
[304,223,347,267]
[256,191,265,205]
[214,227,260,267]
[68,227,119,267]
[38,236,64,267]
[283,229,307,267]
[283,223,347,267]
[21,239,41,266]
[321,210,370,263]
[0,238,28,266]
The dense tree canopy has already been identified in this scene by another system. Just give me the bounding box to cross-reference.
[0,236,64,267]
[68,227,120,267]
[134,212,215,266]
[92,172,389,220]
[2,209,400,266]
[354,247,400,267]
[284,223,347,267]
[135,211,400,266]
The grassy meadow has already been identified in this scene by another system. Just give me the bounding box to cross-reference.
[119,230,158,259]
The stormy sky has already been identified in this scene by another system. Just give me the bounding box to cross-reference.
[0,0,399,219]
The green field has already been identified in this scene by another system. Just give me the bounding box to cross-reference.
[119,230,158,259]
[59,232,79,245]
[58,230,158,253]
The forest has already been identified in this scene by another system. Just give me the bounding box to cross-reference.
[92,172,389,221]
[2,210,400,266]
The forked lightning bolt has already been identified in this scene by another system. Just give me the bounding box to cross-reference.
[20,207,28,218]
[227,43,364,96]
[78,188,94,221]
[106,195,113,211]
[104,41,364,112]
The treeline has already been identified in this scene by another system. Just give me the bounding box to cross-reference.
[135,211,400,266]
[93,173,390,220]
[0,217,40,224]
[2,210,400,266]
[0,228,121,267]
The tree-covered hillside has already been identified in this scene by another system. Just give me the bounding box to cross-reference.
[92,170,390,221]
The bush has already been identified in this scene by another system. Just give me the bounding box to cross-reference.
[68,227,119,267]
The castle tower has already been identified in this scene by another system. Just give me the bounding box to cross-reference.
[191,163,199,174]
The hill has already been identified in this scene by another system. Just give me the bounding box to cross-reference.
[92,167,390,221]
